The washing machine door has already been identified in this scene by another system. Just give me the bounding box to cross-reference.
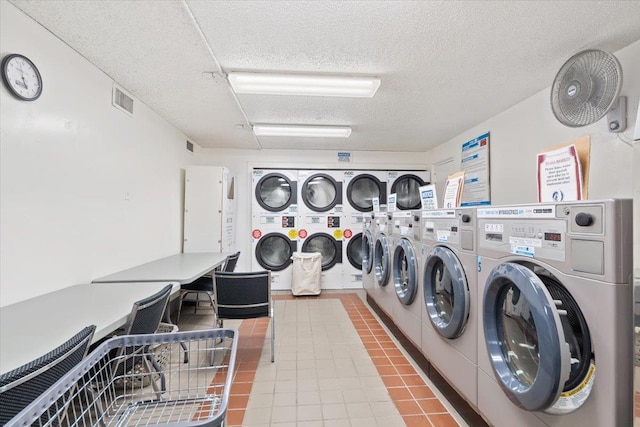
[374,233,390,286]
[302,173,343,212]
[301,232,343,271]
[255,233,296,271]
[391,174,424,210]
[423,246,470,338]
[346,232,363,270]
[483,262,594,414]
[392,238,418,305]
[347,174,387,212]
[362,230,374,274]
[256,173,297,212]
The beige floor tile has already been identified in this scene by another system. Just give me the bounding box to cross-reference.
[270,405,297,423]
[296,404,323,421]
[322,418,351,427]
[321,402,348,420]
[297,390,321,405]
[272,392,296,407]
[346,401,374,418]
[320,389,344,404]
[242,407,272,425]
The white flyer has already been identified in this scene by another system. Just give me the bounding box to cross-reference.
[419,184,438,210]
[537,144,583,202]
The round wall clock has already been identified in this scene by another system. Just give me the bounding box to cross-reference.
[2,54,43,101]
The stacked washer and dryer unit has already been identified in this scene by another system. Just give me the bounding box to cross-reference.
[474,199,633,427]
[297,170,344,289]
[251,169,299,290]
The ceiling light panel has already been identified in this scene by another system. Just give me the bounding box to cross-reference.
[252,124,352,138]
[228,72,380,97]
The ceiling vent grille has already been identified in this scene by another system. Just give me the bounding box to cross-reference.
[112,84,134,116]
[186,140,194,153]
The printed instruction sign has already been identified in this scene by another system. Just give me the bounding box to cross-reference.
[443,172,465,208]
[537,144,583,202]
[337,152,352,163]
[460,132,491,206]
[387,193,397,212]
[372,196,380,213]
[419,184,438,210]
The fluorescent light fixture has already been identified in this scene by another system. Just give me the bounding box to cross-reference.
[252,124,352,138]
[228,72,380,97]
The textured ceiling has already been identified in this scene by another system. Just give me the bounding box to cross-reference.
[9,0,640,152]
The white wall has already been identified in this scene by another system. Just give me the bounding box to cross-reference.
[197,148,428,271]
[0,2,193,306]
[425,40,640,267]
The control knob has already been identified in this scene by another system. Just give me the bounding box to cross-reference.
[575,212,594,227]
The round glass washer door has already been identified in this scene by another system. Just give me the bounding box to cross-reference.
[346,232,364,270]
[255,233,296,271]
[302,173,341,212]
[374,233,390,286]
[256,173,296,212]
[347,174,385,212]
[483,262,594,414]
[392,238,418,305]
[391,174,425,210]
[301,232,342,271]
[362,230,374,274]
[423,246,470,338]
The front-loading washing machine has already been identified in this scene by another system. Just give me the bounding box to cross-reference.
[342,171,388,288]
[387,171,431,211]
[390,210,423,348]
[362,212,377,295]
[372,212,395,317]
[476,199,633,427]
[420,208,478,408]
[251,169,299,290]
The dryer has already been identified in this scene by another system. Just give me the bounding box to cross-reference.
[476,200,633,427]
[420,208,478,408]
[387,171,430,211]
[371,212,395,317]
[252,169,298,215]
[390,210,422,348]
[251,169,299,290]
[343,170,388,288]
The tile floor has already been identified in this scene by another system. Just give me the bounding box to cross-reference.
[178,291,467,427]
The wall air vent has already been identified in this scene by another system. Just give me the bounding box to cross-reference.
[186,140,194,153]
[112,84,134,116]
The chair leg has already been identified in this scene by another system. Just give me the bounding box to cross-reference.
[270,308,275,363]
[176,291,186,324]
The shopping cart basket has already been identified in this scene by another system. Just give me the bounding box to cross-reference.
[8,328,237,427]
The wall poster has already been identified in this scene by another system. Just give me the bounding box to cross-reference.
[460,132,491,206]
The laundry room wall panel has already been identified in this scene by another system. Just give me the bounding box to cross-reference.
[427,40,639,204]
[197,148,428,272]
[425,40,640,267]
[0,2,193,306]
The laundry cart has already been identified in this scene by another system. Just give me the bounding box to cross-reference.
[291,251,322,296]
[9,329,237,427]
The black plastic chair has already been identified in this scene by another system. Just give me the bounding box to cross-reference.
[176,251,240,323]
[99,284,173,398]
[0,325,96,425]
[213,270,274,362]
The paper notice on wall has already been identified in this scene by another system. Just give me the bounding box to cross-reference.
[387,193,397,212]
[537,144,583,202]
[419,184,438,210]
[460,132,491,206]
[442,172,465,208]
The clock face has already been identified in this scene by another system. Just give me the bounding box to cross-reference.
[2,54,43,101]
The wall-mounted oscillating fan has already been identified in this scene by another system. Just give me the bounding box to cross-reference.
[551,49,626,132]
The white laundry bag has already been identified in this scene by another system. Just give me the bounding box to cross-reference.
[291,252,322,296]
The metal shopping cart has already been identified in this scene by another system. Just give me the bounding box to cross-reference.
[8,329,237,427]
